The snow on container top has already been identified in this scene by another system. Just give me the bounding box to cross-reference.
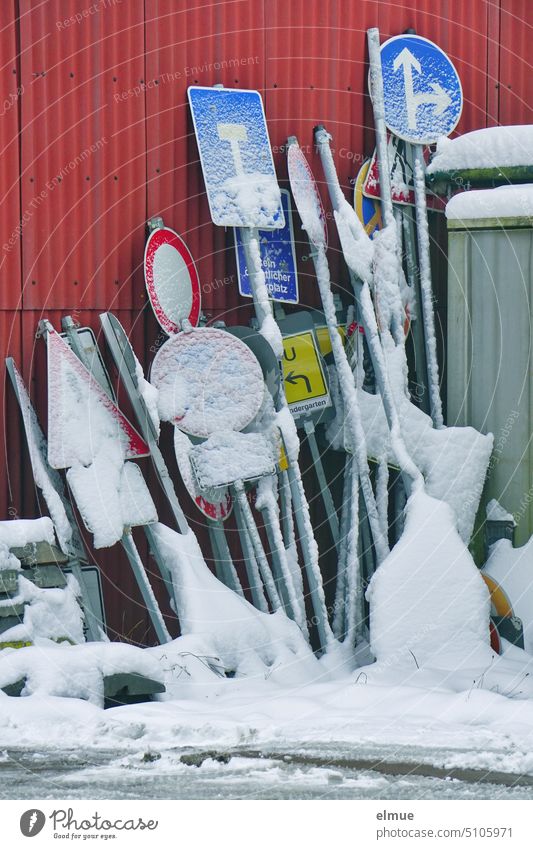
[427,126,533,191]
[446,183,533,227]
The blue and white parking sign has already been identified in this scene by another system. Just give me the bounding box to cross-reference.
[379,35,463,145]
[235,189,299,304]
[188,86,284,229]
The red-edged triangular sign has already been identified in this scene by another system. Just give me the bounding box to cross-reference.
[46,328,149,469]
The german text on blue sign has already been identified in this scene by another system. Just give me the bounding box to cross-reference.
[379,35,463,145]
[188,86,284,230]
[235,190,299,304]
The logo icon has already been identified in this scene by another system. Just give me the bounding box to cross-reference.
[20,810,46,837]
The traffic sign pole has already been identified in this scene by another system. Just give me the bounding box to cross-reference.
[367,28,406,344]
[232,496,269,613]
[291,135,390,566]
[367,28,395,229]
[303,420,340,551]
[412,143,444,428]
[314,125,422,496]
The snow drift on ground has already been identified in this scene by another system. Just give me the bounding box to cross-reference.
[149,523,317,685]
[367,490,491,668]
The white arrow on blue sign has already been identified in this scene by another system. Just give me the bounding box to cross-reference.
[379,34,463,145]
[234,189,299,304]
[188,86,284,230]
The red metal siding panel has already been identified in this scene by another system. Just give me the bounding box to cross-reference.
[1,311,23,522]
[145,0,267,321]
[499,0,533,126]
[19,0,147,311]
[376,0,490,133]
[266,0,380,307]
[0,1,23,309]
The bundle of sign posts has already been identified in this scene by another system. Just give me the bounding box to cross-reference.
[4,28,498,664]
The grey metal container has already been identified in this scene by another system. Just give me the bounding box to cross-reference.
[447,214,533,546]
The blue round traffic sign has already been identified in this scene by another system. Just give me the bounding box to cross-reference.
[379,34,463,145]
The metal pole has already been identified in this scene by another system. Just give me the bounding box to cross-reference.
[232,495,269,613]
[412,143,444,428]
[99,313,190,536]
[207,519,245,598]
[303,419,340,553]
[314,127,421,495]
[233,480,282,612]
[120,531,171,644]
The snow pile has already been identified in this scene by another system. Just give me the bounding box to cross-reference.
[0,543,20,572]
[486,498,515,524]
[333,198,374,285]
[483,536,533,654]
[0,574,84,645]
[0,517,56,549]
[446,183,533,221]
[367,490,491,668]
[151,329,264,437]
[190,431,276,488]
[212,173,283,229]
[427,125,533,174]
[68,450,157,548]
[371,222,410,341]
[0,641,163,707]
[149,523,317,683]
[356,387,493,542]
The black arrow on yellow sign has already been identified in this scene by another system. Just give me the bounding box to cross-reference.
[285,371,311,393]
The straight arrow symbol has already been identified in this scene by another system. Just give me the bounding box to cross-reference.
[393,47,452,130]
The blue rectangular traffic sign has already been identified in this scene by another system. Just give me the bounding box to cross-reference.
[234,190,299,304]
[188,86,284,229]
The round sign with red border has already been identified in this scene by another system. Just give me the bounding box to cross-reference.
[150,327,265,438]
[287,143,328,249]
[144,227,201,335]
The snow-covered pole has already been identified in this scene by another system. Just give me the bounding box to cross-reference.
[314,126,422,495]
[287,137,390,569]
[367,28,394,229]
[412,144,444,428]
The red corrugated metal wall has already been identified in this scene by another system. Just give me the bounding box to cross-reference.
[1,0,531,641]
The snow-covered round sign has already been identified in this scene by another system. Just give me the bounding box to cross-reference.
[150,328,264,438]
[144,227,201,335]
[174,428,232,521]
[287,142,328,249]
[378,34,463,145]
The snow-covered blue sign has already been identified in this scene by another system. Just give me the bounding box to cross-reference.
[188,86,284,230]
[234,189,298,303]
[379,35,462,145]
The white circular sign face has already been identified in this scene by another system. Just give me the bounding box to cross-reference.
[287,143,328,249]
[144,227,201,335]
[150,328,265,438]
[173,428,232,521]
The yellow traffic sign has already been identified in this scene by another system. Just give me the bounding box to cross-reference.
[315,324,346,358]
[282,331,330,417]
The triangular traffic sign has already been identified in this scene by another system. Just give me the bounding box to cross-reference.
[46,328,149,469]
